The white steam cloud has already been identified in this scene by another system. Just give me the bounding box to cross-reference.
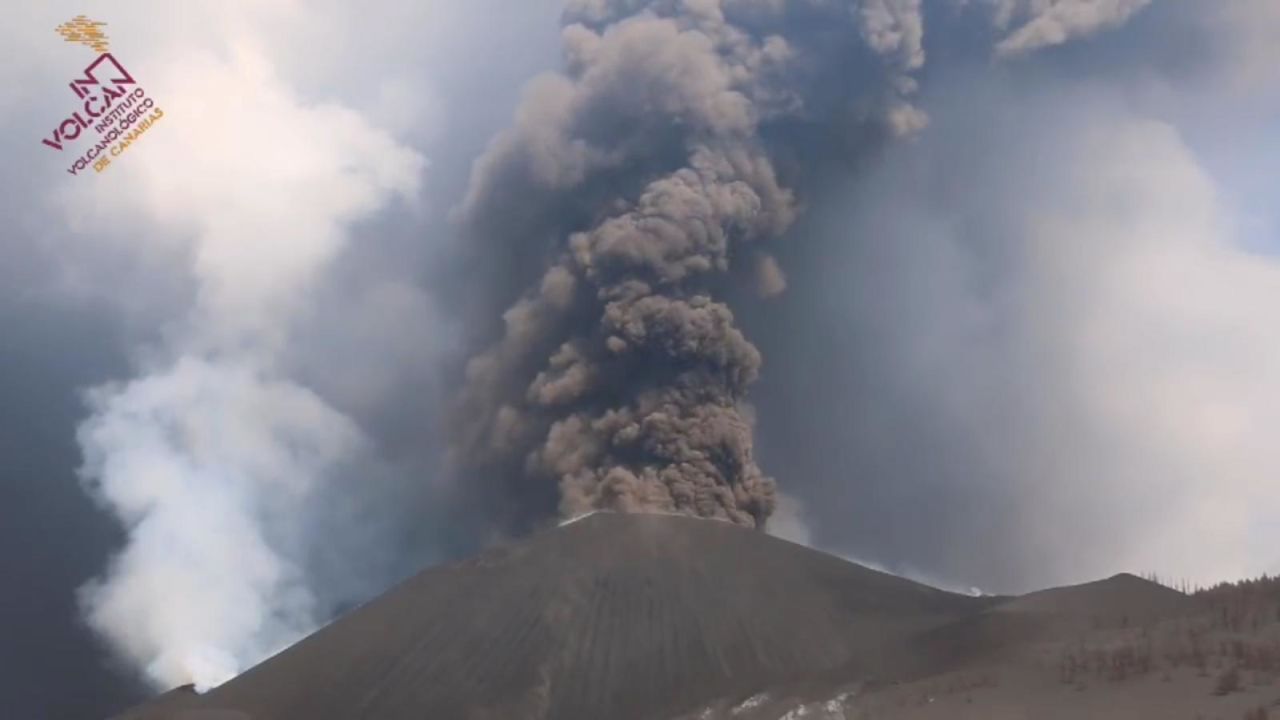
[78,359,363,690]
[65,25,423,691]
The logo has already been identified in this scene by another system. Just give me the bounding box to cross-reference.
[43,16,165,176]
[56,15,110,53]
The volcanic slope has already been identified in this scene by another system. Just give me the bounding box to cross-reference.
[112,512,993,720]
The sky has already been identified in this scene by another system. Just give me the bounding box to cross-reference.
[1,1,1279,718]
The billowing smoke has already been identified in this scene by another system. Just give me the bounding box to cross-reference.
[449,0,930,529]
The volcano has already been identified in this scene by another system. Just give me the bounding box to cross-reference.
[115,512,1243,720]
[112,512,995,719]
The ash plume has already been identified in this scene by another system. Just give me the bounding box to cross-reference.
[451,0,926,529]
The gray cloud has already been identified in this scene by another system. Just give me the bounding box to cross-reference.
[752,2,1280,593]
